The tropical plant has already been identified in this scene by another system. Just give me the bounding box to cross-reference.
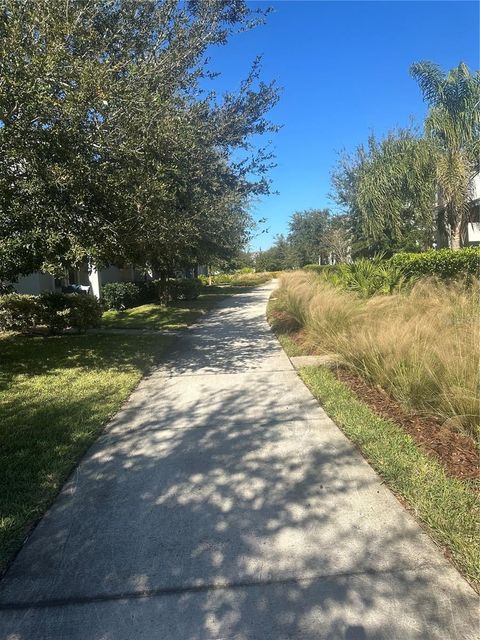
[410,61,480,248]
[331,129,437,256]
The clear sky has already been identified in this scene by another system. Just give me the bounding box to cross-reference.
[205,0,479,251]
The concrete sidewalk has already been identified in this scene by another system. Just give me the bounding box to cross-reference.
[0,281,478,639]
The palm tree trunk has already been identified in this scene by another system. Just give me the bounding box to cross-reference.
[451,225,461,249]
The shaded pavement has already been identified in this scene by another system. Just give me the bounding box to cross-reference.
[0,281,478,639]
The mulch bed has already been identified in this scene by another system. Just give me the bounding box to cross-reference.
[333,367,479,483]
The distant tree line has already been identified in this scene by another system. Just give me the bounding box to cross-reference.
[0,0,279,282]
[254,208,350,271]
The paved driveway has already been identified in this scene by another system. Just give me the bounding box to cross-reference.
[0,281,478,639]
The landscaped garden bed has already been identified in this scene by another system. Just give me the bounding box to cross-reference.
[268,264,480,589]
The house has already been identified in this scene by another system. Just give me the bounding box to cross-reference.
[12,263,149,299]
[435,170,480,247]
[466,171,480,245]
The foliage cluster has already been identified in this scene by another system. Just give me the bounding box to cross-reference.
[168,278,203,301]
[199,271,272,287]
[102,277,204,310]
[256,210,350,271]
[276,272,480,438]
[0,292,102,333]
[304,248,479,296]
[0,0,278,282]
[330,62,480,254]
[101,283,142,312]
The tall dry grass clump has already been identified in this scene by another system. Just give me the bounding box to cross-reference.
[277,272,480,439]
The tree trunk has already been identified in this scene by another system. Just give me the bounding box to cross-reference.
[451,225,461,249]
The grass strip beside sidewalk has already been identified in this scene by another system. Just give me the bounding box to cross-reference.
[101,285,256,330]
[0,332,173,574]
[299,365,480,589]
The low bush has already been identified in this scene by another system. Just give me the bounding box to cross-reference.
[336,259,408,297]
[39,292,102,333]
[303,264,339,275]
[306,258,408,297]
[0,292,102,333]
[135,280,159,305]
[67,294,103,331]
[198,271,273,287]
[168,277,203,301]
[102,282,140,310]
[390,248,480,280]
[276,272,480,439]
[38,291,72,333]
[0,294,41,332]
[0,283,15,295]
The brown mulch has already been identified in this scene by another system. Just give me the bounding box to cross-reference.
[333,367,479,483]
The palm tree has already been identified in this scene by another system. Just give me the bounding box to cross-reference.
[410,62,480,248]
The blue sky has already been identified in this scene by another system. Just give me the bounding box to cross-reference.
[206,0,479,251]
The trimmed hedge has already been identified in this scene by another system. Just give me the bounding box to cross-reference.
[0,294,41,332]
[0,292,102,333]
[168,278,203,300]
[101,282,140,310]
[390,248,480,279]
[199,272,273,286]
[102,278,204,309]
[134,280,159,305]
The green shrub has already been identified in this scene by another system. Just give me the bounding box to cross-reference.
[38,291,71,333]
[67,295,102,331]
[135,281,159,305]
[391,248,480,280]
[101,282,140,310]
[0,292,102,334]
[0,294,41,332]
[0,283,14,295]
[198,271,273,287]
[168,278,203,300]
[335,258,407,297]
[38,292,102,333]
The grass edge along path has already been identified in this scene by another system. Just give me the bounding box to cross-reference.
[267,294,479,590]
[0,282,267,575]
[0,332,173,576]
[300,365,480,590]
[101,285,262,330]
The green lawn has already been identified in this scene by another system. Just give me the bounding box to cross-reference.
[102,285,252,330]
[0,332,172,573]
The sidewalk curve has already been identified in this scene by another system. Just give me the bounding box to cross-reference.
[0,281,478,639]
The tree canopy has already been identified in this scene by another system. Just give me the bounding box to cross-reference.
[0,0,279,280]
[331,129,436,257]
[410,61,480,248]
[330,62,479,255]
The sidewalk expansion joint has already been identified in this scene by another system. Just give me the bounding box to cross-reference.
[0,563,440,611]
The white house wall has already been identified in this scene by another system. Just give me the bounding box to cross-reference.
[14,272,56,295]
